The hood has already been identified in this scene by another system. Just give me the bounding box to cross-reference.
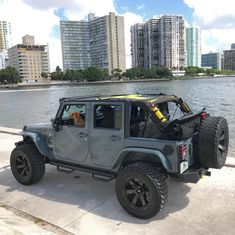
[23,123,52,133]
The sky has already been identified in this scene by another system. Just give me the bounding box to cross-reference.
[0,0,235,71]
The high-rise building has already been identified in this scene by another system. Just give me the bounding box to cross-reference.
[0,20,12,50]
[201,52,222,70]
[186,26,201,67]
[131,15,186,69]
[8,35,50,82]
[60,20,91,71]
[224,48,235,71]
[143,18,160,68]
[159,15,186,69]
[0,20,12,70]
[131,23,144,68]
[60,12,126,75]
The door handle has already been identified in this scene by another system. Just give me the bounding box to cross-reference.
[79,132,88,139]
[110,135,121,141]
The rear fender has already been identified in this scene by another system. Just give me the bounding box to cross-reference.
[20,131,50,157]
[113,147,173,173]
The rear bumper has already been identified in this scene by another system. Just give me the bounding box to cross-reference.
[180,165,210,183]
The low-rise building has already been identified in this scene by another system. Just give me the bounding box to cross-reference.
[201,52,221,70]
[223,44,235,71]
[8,35,50,82]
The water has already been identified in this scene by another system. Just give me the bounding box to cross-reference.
[0,77,234,155]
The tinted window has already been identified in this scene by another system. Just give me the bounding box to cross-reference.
[94,104,122,129]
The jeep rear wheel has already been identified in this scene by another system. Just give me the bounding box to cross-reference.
[10,143,45,185]
[198,116,229,169]
[115,162,168,219]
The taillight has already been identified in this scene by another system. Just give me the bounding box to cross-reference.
[178,144,187,160]
[201,112,207,120]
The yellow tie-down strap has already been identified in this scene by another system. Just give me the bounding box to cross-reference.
[150,105,167,123]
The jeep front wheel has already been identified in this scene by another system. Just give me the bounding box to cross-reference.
[115,162,168,219]
[10,143,45,185]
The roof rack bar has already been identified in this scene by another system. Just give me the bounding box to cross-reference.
[60,94,102,102]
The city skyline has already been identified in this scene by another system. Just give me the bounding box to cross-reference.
[0,0,235,71]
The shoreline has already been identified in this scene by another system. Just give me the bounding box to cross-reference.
[0,78,170,89]
[1,75,235,89]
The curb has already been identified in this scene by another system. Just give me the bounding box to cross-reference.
[0,127,21,136]
[0,202,74,235]
[0,130,20,136]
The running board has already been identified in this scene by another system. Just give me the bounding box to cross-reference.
[57,166,74,174]
[92,173,115,182]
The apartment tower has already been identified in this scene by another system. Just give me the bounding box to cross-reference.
[131,23,144,67]
[131,15,186,69]
[60,12,126,75]
[8,35,50,82]
[0,20,12,69]
[186,26,201,67]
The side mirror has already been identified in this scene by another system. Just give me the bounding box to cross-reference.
[52,117,60,131]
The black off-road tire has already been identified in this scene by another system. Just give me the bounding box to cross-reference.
[115,162,168,219]
[10,143,45,185]
[198,116,229,169]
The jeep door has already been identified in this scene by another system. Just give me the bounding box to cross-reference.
[53,102,90,163]
[90,102,124,167]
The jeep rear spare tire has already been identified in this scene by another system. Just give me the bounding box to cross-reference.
[115,162,168,219]
[10,143,45,185]
[198,116,229,169]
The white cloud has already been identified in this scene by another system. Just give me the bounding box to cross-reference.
[0,0,62,71]
[0,0,142,71]
[121,12,144,68]
[137,4,144,10]
[184,0,235,53]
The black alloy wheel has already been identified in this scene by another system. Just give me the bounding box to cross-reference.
[124,178,151,209]
[116,162,168,219]
[10,143,45,185]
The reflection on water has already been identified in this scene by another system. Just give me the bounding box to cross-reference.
[0,77,234,153]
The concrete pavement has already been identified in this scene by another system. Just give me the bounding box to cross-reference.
[0,129,235,235]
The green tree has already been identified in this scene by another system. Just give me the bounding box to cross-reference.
[55,66,62,73]
[0,67,21,84]
[156,68,173,78]
[112,68,122,79]
[83,66,104,81]
[50,71,63,80]
[50,66,64,80]
[41,72,48,79]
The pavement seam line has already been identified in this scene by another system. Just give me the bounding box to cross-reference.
[0,202,75,235]
[0,130,20,136]
[63,196,114,229]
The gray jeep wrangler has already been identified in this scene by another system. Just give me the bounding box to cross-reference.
[10,93,229,219]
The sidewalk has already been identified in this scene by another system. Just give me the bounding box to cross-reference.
[0,129,235,235]
[0,206,55,235]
